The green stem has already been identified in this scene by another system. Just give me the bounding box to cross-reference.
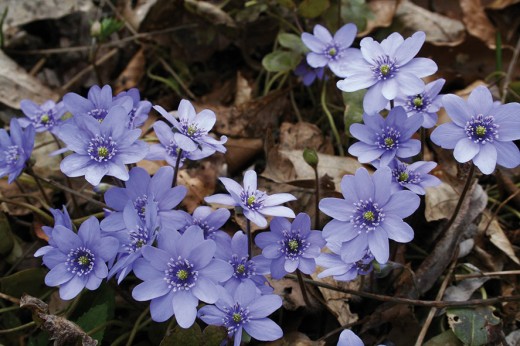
[125,308,150,346]
[321,84,344,156]
[26,167,52,207]
[296,270,312,308]
[313,165,320,230]
[0,198,53,223]
[0,321,36,334]
[172,149,183,188]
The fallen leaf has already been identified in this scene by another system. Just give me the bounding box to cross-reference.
[265,331,326,346]
[479,210,520,265]
[443,264,490,301]
[225,137,263,175]
[358,0,398,36]
[460,0,496,48]
[184,0,236,27]
[447,306,502,346]
[0,51,58,109]
[424,330,463,346]
[114,48,147,94]
[484,0,520,9]
[268,276,321,311]
[234,71,253,106]
[395,0,466,46]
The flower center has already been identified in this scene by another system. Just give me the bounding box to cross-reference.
[66,247,95,276]
[392,162,421,186]
[356,251,375,275]
[180,120,206,140]
[5,145,21,165]
[372,56,399,80]
[88,136,117,162]
[188,218,217,239]
[413,96,423,107]
[133,195,150,221]
[398,172,409,182]
[164,257,198,291]
[40,114,50,123]
[328,47,337,57]
[232,313,242,322]
[88,108,108,121]
[377,127,401,150]
[223,303,250,335]
[465,114,499,144]
[126,225,153,253]
[166,141,187,163]
[279,230,309,260]
[351,199,385,232]
[241,189,267,211]
[230,255,255,279]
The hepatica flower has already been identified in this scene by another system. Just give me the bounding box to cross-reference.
[387,159,441,195]
[337,330,364,346]
[337,31,437,114]
[294,59,326,86]
[63,84,133,122]
[19,99,66,134]
[36,217,119,300]
[198,281,283,346]
[101,166,187,232]
[348,106,422,166]
[301,23,357,77]
[58,106,148,186]
[316,242,374,282]
[131,226,233,326]
[154,99,227,154]
[431,86,520,174]
[255,213,325,279]
[0,118,35,184]
[205,170,296,228]
[394,78,445,128]
[113,88,152,129]
[34,206,73,257]
[319,167,420,263]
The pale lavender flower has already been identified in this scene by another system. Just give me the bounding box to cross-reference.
[205,170,296,228]
[58,106,148,186]
[37,217,119,300]
[113,88,152,129]
[177,206,231,259]
[154,100,227,154]
[219,231,273,294]
[294,59,326,86]
[336,31,438,114]
[131,226,233,326]
[0,118,35,184]
[348,106,422,166]
[316,242,374,282]
[101,166,187,232]
[34,206,73,257]
[394,78,445,128]
[198,281,283,346]
[19,99,66,134]
[255,213,325,279]
[63,84,133,122]
[301,23,357,77]
[387,159,441,195]
[431,86,520,174]
[338,330,364,346]
[146,120,215,167]
[319,167,419,263]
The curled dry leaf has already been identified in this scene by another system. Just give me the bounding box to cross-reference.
[224,137,263,175]
[395,0,466,46]
[460,0,496,48]
[479,210,520,265]
[358,0,398,36]
[184,0,236,27]
[0,51,58,109]
[114,48,147,94]
[20,294,98,346]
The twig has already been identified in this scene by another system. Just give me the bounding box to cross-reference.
[483,188,520,234]
[0,321,36,334]
[158,57,196,100]
[0,292,20,304]
[125,307,150,346]
[501,35,520,102]
[455,270,520,281]
[296,270,312,308]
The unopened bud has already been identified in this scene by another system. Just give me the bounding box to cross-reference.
[303,148,319,168]
[90,21,102,38]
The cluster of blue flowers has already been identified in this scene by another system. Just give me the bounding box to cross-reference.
[0,19,514,346]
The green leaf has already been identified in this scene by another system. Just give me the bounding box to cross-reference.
[278,33,307,54]
[298,0,330,18]
[202,325,227,346]
[423,330,463,346]
[262,51,300,72]
[447,307,502,346]
[342,89,366,137]
[96,18,124,42]
[0,268,49,298]
[72,283,115,343]
[160,323,202,346]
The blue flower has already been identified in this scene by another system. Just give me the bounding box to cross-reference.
[0,118,35,184]
[101,166,187,232]
[198,281,283,346]
[255,213,325,279]
[113,88,152,129]
[348,106,422,166]
[36,217,119,300]
[63,84,133,122]
[394,78,445,128]
[316,242,374,282]
[294,59,326,86]
[178,206,231,259]
[319,167,419,263]
[301,23,357,77]
[387,159,441,195]
[205,170,296,228]
[146,120,215,167]
[154,99,227,154]
[106,201,159,283]
[337,330,365,346]
[219,231,273,294]
[19,99,67,134]
[58,105,148,185]
[336,31,437,114]
[131,226,233,326]
[34,206,73,257]
[431,86,520,174]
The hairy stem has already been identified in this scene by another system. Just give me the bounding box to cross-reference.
[321,83,344,156]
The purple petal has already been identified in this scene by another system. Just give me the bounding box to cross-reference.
[380,32,404,56]
[394,31,425,65]
[192,277,218,303]
[301,33,326,52]
[318,198,352,221]
[382,215,414,242]
[454,138,480,163]
[350,123,376,143]
[383,190,420,218]
[132,279,170,301]
[60,154,91,178]
[495,141,520,168]
[363,83,387,114]
[381,78,399,100]
[338,330,364,346]
[45,263,74,286]
[59,275,86,300]
[270,256,287,279]
[340,233,368,263]
[263,193,296,207]
[443,94,472,126]
[199,259,233,282]
[401,58,438,78]
[298,257,316,274]
[313,24,332,42]
[473,143,497,174]
[337,74,376,92]
[260,206,295,218]
[368,230,389,263]
[248,294,282,318]
[430,122,465,149]
[494,103,520,141]
[354,168,374,201]
[173,133,198,152]
[348,142,385,163]
[396,139,421,159]
[150,290,175,322]
[243,209,268,227]
[195,110,216,132]
[205,193,237,206]
[360,37,385,65]
[172,290,198,328]
[467,86,493,116]
[323,219,357,244]
[243,170,257,191]
[334,23,357,47]
[198,305,226,326]
[395,73,425,96]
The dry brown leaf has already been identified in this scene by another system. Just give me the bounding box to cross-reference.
[265,331,326,346]
[268,276,321,311]
[184,0,236,27]
[278,122,334,153]
[0,51,58,109]
[483,0,520,9]
[225,137,263,175]
[395,0,466,46]
[479,210,520,265]
[262,149,363,192]
[358,0,398,36]
[234,71,253,106]
[460,0,497,48]
[114,48,147,94]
